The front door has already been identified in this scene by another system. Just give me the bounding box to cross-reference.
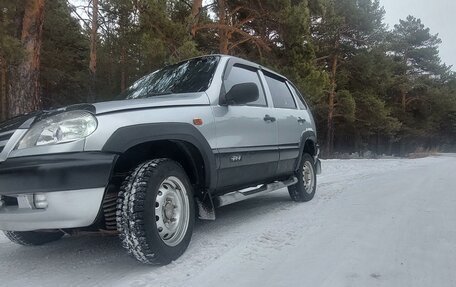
[212,64,278,193]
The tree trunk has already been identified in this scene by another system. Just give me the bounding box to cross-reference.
[120,46,126,92]
[0,56,7,121]
[354,127,361,154]
[190,0,203,37]
[119,6,128,92]
[325,53,338,156]
[376,131,380,155]
[0,10,6,121]
[108,48,114,89]
[218,0,229,54]
[88,0,98,102]
[401,88,406,112]
[8,0,45,118]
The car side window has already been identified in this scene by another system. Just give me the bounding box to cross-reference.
[224,65,267,107]
[264,74,297,109]
[288,83,308,110]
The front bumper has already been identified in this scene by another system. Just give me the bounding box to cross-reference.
[0,152,117,231]
[0,188,105,231]
[0,152,116,195]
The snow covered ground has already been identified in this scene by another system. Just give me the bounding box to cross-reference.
[1,155,456,287]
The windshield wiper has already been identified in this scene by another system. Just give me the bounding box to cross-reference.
[146,91,174,97]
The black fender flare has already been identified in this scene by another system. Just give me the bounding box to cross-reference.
[295,130,317,171]
[102,123,217,191]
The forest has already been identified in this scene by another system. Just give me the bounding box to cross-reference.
[0,0,455,157]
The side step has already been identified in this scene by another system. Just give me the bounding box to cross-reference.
[214,177,298,208]
[196,177,298,220]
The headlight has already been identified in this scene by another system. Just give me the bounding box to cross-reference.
[17,111,98,150]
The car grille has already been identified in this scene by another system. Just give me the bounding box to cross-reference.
[0,114,33,157]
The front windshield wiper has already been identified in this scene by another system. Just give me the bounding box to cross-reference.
[148,91,174,97]
[133,91,174,99]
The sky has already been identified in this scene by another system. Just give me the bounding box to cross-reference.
[380,0,456,70]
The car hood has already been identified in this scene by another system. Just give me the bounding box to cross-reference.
[92,92,210,115]
[0,92,210,131]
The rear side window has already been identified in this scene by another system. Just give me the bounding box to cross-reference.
[265,74,297,109]
[288,83,308,110]
[224,65,267,106]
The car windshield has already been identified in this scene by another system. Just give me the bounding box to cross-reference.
[119,56,220,100]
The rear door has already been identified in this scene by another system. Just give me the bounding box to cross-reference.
[261,72,304,177]
[287,82,313,131]
[212,64,278,192]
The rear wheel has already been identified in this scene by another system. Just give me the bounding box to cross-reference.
[288,153,316,202]
[116,158,195,265]
[4,230,64,246]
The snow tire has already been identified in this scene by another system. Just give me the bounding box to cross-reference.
[116,158,195,265]
[288,153,317,202]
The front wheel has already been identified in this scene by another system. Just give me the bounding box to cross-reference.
[116,158,195,265]
[288,153,317,202]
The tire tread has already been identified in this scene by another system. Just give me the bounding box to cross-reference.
[288,153,317,202]
[116,158,192,265]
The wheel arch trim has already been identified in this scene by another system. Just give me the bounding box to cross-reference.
[295,130,317,171]
[102,123,217,191]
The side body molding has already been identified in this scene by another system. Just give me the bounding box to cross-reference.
[102,123,217,191]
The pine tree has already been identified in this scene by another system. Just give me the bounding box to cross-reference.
[313,0,386,155]
[389,16,445,112]
[388,16,451,152]
[40,0,89,108]
[8,0,46,117]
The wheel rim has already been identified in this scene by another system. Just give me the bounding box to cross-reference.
[302,161,315,194]
[155,176,190,247]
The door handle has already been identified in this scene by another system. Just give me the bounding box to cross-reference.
[298,117,306,124]
[264,115,276,123]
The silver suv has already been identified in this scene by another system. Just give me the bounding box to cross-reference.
[0,55,321,264]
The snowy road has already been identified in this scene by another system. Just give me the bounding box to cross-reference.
[1,155,456,287]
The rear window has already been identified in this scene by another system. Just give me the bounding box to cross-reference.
[265,74,297,109]
[288,83,308,110]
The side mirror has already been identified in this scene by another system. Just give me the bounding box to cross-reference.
[220,82,259,106]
